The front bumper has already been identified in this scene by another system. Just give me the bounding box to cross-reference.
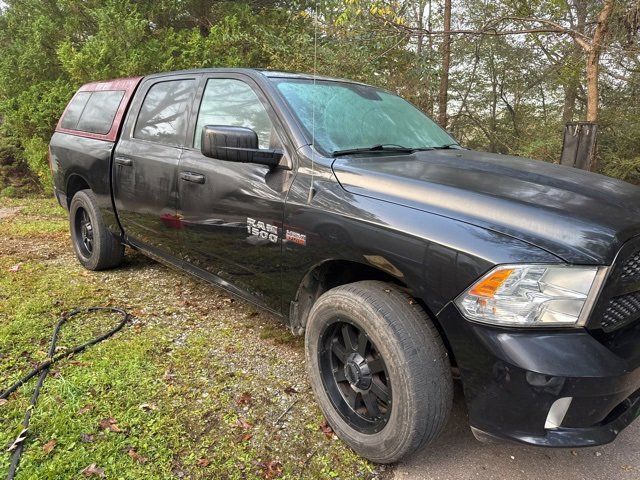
[438,303,640,447]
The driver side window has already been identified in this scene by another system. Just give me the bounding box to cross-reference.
[194,78,273,150]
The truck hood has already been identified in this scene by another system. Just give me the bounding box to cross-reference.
[332,149,640,264]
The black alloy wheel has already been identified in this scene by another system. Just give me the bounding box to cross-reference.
[319,319,392,433]
[75,207,94,256]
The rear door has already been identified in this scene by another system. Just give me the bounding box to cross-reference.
[113,74,199,255]
[177,73,295,312]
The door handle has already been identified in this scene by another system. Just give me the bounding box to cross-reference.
[180,172,206,184]
[115,156,133,166]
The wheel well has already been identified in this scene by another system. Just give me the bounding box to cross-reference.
[290,260,407,335]
[66,175,91,207]
[289,259,458,368]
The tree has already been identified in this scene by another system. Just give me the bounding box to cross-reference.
[1,0,639,190]
[582,0,616,122]
[437,0,451,127]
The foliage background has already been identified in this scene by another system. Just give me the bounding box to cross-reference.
[0,0,638,196]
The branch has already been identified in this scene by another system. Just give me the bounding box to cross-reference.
[373,13,593,51]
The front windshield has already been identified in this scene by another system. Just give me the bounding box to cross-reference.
[272,78,455,155]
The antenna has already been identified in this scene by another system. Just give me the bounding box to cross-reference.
[307,0,319,204]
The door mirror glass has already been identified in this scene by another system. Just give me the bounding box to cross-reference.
[201,125,283,167]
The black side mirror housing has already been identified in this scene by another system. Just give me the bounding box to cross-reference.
[200,125,283,167]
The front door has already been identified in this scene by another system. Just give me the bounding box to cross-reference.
[113,75,198,255]
[178,75,293,312]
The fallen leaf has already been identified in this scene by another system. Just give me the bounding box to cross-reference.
[197,458,211,467]
[7,429,28,452]
[127,449,148,464]
[138,403,158,412]
[237,392,253,406]
[98,417,122,432]
[81,464,105,478]
[8,263,22,272]
[236,418,253,430]
[319,419,334,439]
[259,460,283,479]
[69,361,91,367]
[0,399,8,406]
[241,433,253,442]
[283,387,298,395]
[77,404,94,415]
[81,433,94,443]
[42,439,56,455]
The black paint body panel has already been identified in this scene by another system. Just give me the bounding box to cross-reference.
[49,68,640,449]
[49,132,118,230]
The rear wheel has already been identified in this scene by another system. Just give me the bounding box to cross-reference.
[69,189,124,270]
[305,281,453,463]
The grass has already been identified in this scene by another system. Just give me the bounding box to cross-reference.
[0,196,382,479]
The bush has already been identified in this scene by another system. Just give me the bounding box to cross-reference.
[0,185,18,197]
[23,137,52,192]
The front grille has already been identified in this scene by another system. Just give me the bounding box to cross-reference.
[602,291,640,333]
[621,250,640,281]
[591,240,640,334]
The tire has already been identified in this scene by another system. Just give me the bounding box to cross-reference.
[69,189,124,270]
[305,280,453,463]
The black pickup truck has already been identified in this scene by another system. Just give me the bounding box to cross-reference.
[49,68,640,463]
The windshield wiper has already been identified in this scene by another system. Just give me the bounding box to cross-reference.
[331,144,415,157]
[432,143,460,150]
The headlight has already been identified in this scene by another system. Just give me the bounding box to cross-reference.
[455,264,608,327]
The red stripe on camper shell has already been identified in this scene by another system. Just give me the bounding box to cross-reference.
[55,76,143,142]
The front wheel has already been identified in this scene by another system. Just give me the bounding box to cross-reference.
[305,281,453,463]
[69,189,124,270]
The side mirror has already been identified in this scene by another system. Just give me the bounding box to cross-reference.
[200,125,283,167]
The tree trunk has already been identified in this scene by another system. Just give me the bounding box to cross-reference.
[585,50,600,122]
[562,0,587,124]
[562,83,577,124]
[585,0,615,123]
[438,0,451,128]
[416,1,424,57]
[488,52,498,153]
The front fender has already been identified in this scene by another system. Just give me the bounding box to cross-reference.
[282,172,561,318]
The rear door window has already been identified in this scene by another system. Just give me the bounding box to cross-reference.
[133,79,196,146]
[60,92,91,130]
[76,90,125,134]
